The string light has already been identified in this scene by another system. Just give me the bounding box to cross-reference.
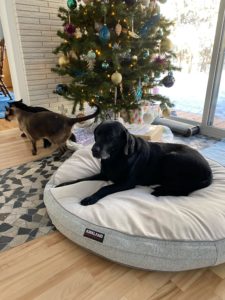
[95,49,101,56]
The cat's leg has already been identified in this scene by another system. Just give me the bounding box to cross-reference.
[43,138,51,148]
[31,140,37,155]
[54,143,67,160]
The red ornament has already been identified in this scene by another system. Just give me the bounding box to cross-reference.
[64,23,75,35]
[154,55,166,64]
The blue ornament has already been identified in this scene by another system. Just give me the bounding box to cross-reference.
[73,70,85,77]
[162,71,175,88]
[125,0,136,5]
[55,84,68,95]
[139,14,160,38]
[99,24,110,43]
[135,80,142,102]
[102,60,109,70]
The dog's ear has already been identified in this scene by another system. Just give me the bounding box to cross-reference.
[124,129,135,156]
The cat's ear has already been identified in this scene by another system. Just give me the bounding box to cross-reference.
[19,99,23,103]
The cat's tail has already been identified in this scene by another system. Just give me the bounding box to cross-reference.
[68,104,100,126]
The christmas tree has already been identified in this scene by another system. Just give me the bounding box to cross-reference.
[52,0,179,117]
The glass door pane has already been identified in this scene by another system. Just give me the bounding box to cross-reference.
[212,51,225,128]
[159,0,220,122]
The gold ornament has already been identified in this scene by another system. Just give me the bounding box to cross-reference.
[162,104,171,117]
[161,38,173,51]
[111,71,122,85]
[58,55,69,66]
[115,21,122,36]
[75,27,82,39]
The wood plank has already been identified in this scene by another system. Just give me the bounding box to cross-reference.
[0,126,57,170]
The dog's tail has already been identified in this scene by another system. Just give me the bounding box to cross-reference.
[68,103,100,126]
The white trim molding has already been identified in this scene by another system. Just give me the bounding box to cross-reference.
[0,0,30,104]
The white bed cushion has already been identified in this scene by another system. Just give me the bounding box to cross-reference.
[44,148,225,271]
[52,148,225,241]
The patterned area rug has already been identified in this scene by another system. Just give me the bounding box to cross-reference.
[0,151,72,251]
[0,134,218,252]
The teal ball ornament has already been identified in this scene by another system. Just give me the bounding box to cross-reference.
[87,50,96,59]
[67,0,77,10]
[156,28,163,38]
[143,49,150,59]
[143,74,150,83]
[99,24,110,43]
[102,60,109,70]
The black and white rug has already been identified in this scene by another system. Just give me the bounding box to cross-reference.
[0,134,218,252]
[0,151,72,251]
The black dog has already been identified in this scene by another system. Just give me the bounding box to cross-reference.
[57,121,213,206]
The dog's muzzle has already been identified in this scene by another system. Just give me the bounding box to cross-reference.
[91,145,110,160]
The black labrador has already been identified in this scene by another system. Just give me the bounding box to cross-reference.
[57,121,212,206]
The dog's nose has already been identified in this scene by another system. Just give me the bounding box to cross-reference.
[92,145,101,157]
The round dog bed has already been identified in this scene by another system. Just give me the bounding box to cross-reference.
[44,148,225,271]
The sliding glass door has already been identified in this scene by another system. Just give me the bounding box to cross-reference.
[160,0,221,123]
[201,0,225,138]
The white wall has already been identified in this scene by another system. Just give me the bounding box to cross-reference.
[14,0,74,112]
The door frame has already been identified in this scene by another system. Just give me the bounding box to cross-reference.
[0,0,30,103]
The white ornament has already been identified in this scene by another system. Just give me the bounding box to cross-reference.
[128,16,140,39]
[95,22,103,32]
[115,22,122,36]
[143,111,155,124]
[111,71,122,85]
[69,50,78,60]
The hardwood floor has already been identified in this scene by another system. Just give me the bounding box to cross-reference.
[0,119,225,299]
[0,232,224,300]
[0,120,57,170]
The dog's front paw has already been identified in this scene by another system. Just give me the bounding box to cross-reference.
[80,196,99,206]
[151,186,166,197]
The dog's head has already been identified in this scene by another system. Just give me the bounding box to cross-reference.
[4,100,23,121]
[91,121,135,160]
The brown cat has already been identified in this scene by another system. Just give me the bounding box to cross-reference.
[5,101,100,156]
